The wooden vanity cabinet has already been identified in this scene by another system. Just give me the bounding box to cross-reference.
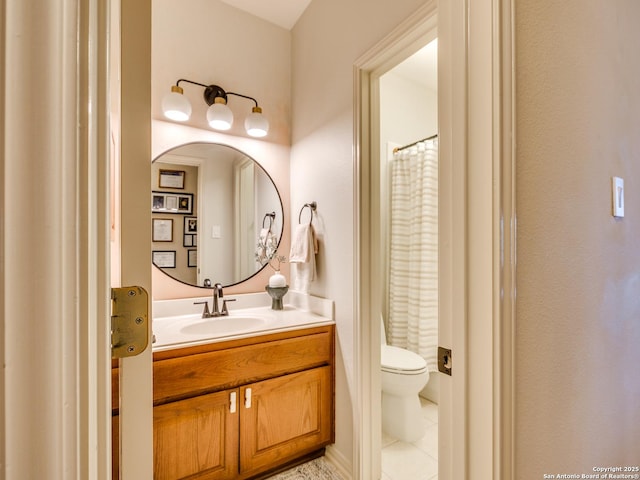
[239,366,333,478]
[151,324,335,480]
[153,389,238,479]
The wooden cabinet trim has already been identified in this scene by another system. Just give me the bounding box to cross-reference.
[152,324,334,361]
[238,366,333,477]
[153,329,333,406]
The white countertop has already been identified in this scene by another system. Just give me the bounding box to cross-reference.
[152,291,334,352]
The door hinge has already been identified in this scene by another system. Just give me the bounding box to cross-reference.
[438,346,452,376]
[111,286,149,358]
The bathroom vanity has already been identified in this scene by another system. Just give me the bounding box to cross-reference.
[112,295,335,480]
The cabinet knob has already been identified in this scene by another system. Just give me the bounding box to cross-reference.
[244,388,252,409]
[230,391,237,413]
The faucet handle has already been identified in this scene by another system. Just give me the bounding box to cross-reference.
[221,298,236,316]
[194,301,211,318]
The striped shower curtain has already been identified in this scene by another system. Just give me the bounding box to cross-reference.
[387,138,438,372]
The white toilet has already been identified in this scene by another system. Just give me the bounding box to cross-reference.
[381,318,430,442]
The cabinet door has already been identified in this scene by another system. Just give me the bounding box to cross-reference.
[239,366,333,476]
[154,389,239,480]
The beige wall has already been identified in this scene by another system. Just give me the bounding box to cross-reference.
[151,0,292,298]
[153,0,291,145]
[516,0,640,475]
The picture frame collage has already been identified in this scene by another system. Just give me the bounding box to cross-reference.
[151,168,197,269]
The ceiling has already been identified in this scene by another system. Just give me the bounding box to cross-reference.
[388,38,438,92]
[219,0,312,30]
[218,1,436,89]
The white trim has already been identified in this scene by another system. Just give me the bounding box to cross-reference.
[0,0,7,470]
[494,0,517,477]
[91,0,113,477]
[353,4,438,480]
[325,444,353,480]
[354,0,515,478]
[2,0,112,477]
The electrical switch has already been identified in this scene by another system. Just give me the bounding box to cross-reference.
[612,176,624,218]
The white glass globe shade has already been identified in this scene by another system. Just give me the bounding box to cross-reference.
[244,110,269,137]
[161,91,191,122]
[206,102,233,130]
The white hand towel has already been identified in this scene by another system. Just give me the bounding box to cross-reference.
[289,224,318,263]
[289,224,319,291]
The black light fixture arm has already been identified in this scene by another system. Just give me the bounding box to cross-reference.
[226,91,259,109]
[175,78,209,89]
[173,78,260,108]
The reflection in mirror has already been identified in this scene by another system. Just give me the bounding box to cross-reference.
[151,142,283,287]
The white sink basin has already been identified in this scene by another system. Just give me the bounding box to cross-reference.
[151,297,334,351]
[180,316,267,336]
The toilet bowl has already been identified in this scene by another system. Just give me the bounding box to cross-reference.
[381,320,430,442]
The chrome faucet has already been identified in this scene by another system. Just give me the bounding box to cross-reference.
[193,300,212,318]
[211,282,224,316]
[194,282,235,318]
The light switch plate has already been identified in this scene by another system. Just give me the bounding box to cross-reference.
[612,176,624,218]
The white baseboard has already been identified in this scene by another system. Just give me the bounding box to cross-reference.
[325,445,353,480]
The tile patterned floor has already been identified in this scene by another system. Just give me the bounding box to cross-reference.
[267,457,343,479]
[267,397,438,480]
[381,397,438,480]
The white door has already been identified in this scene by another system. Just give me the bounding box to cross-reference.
[439,0,516,477]
[2,0,153,477]
[113,0,154,478]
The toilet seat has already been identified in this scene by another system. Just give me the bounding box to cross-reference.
[381,345,428,375]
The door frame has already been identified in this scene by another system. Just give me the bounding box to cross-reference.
[353,0,516,478]
[2,0,115,477]
[117,0,154,478]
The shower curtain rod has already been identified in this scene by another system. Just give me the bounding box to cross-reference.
[393,133,438,153]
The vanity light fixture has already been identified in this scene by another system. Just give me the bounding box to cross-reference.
[161,78,269,138]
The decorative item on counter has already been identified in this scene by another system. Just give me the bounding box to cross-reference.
[269,271,287,287]
[265,255,288,310]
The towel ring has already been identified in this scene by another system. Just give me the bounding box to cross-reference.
[262,212,275,230]
[298,201,317,226]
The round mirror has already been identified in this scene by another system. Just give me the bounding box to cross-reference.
[151,142,283,287]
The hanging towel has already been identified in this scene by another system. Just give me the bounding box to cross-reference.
[256,228,278,266]
[289,223,318,291]
[289,224,318,263]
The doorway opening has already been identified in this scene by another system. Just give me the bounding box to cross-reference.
[378,37,439,480]
[355,0,516,477]
[353,3,444,479]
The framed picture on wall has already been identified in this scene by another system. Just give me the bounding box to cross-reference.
[152,250,176,268]
[152,218,173,242]
[183,234,194,247]
[184,216,197,234]
[159,169,185,189]
[152,191,193,215]
[187,249,197,267]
